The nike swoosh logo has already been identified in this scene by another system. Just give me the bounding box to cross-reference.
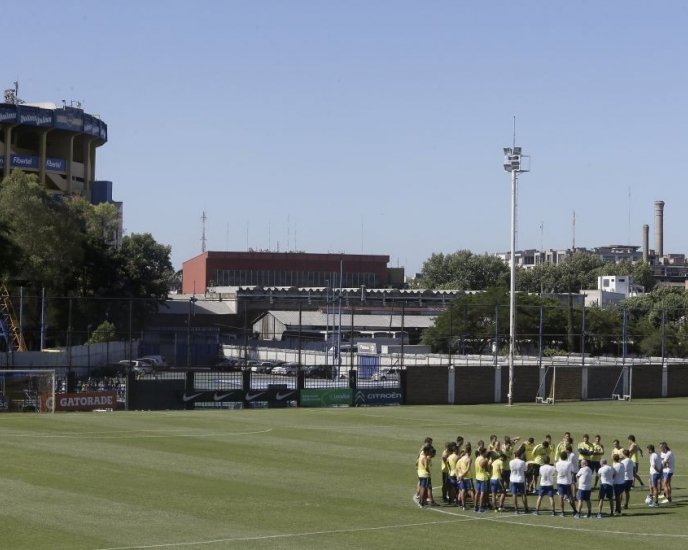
[182,392,204,402]
[214,392,236,401]
[245,392,265,401]
[276,391,295,400]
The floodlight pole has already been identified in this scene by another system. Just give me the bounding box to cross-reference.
[503,134,529,406]
[508,167,517,406]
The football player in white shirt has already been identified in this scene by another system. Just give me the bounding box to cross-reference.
[596,459,615,518]
[611,454,626,514]
[659,441,675,504]
[555,451,578,516]
[509,448,529,514]
[533,456,556,515]
[621,449,634,510]
[646,443,662,507]
[575,459,593,518]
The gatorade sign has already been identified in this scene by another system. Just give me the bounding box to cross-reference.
[56,391,118,411]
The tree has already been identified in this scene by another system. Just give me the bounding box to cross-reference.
[0,171,85,291]
[0,171,175,348]
[423,288,563,355]
[86,320,117,344]
[584,306,622,356]
[0,219,18,279]
[417,250,509,290]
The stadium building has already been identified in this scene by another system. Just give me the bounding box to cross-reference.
[1,83,121,243]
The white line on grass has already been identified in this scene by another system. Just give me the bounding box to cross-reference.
[93,517,475,550]
[428,505,688,538]
[1,428,273,440]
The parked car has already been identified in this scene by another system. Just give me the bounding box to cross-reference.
[250,361,275,374]
[272,363,299,376]
[303,365,332,378]
[371,367,400,382]
[119,359,154,374]
[212,358,242,371]
[137,355,167,368]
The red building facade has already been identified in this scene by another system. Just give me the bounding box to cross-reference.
[182,251,392,294]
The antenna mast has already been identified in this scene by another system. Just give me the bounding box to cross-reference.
[201,211,207,252]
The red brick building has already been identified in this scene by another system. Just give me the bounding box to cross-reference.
[182,251,396,294]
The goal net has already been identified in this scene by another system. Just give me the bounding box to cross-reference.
[0,370,55,412]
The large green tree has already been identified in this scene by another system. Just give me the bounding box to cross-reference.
[0,219,18,279]
[416,250,509,290]
[0,171,174,348]
[422,288,567,355]
[0,171,85,292]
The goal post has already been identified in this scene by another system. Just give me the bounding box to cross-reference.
[535,364,556,405]
[0,369,55,412]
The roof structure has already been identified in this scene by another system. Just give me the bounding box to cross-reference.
[259,310,435,330]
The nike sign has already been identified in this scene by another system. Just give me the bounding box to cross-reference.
[214,392,238,401]
[276,391,295,401]
[245,392,265,401]
[182,392,204,402]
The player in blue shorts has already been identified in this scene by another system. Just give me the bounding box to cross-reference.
[509,448,529,514]
[596,459,615,518]
[576,459,593,518]
[533,456,556,515]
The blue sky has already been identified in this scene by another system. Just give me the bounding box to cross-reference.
[7,1,688,275]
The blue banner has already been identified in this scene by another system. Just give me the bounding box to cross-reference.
[53,107,83,131]
[18,106,53,127]
[358,355,379,379]
[10,154,38,169]
[45,157,66,172]
[0,105,17,123]
[0,155,65,172]
[83,114,101,137]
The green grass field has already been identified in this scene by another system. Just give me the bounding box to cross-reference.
[0,399,685,549]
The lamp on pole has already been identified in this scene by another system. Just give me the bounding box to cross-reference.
[503,132,530,406]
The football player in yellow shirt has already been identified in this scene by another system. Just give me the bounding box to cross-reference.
[490,452,507,512]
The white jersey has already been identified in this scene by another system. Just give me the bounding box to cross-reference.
[598,464,614,486]
[539,464,555,487]
[576,466,593,490]
[555,459,573,485]
[510,457,526,483]
[649,452,662,475]
[612,462,626,485]
[661,450,675,473]
[621,457,634,481]
[567,453,579,474]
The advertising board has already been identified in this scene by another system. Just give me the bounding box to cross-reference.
[300,388,352,407]
[55,391,118,411]
[0,105,17,123]
[18,106,52,127]
[352,388,402,406]
[0,156,66,172]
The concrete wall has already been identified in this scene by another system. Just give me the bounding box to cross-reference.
[0,341,134,368]
[667,365,688,397]
[404,363,688,405]
[405,366,448,405]
[454,366,494,404]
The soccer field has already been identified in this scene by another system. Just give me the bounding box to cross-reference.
[0,399,685,549]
